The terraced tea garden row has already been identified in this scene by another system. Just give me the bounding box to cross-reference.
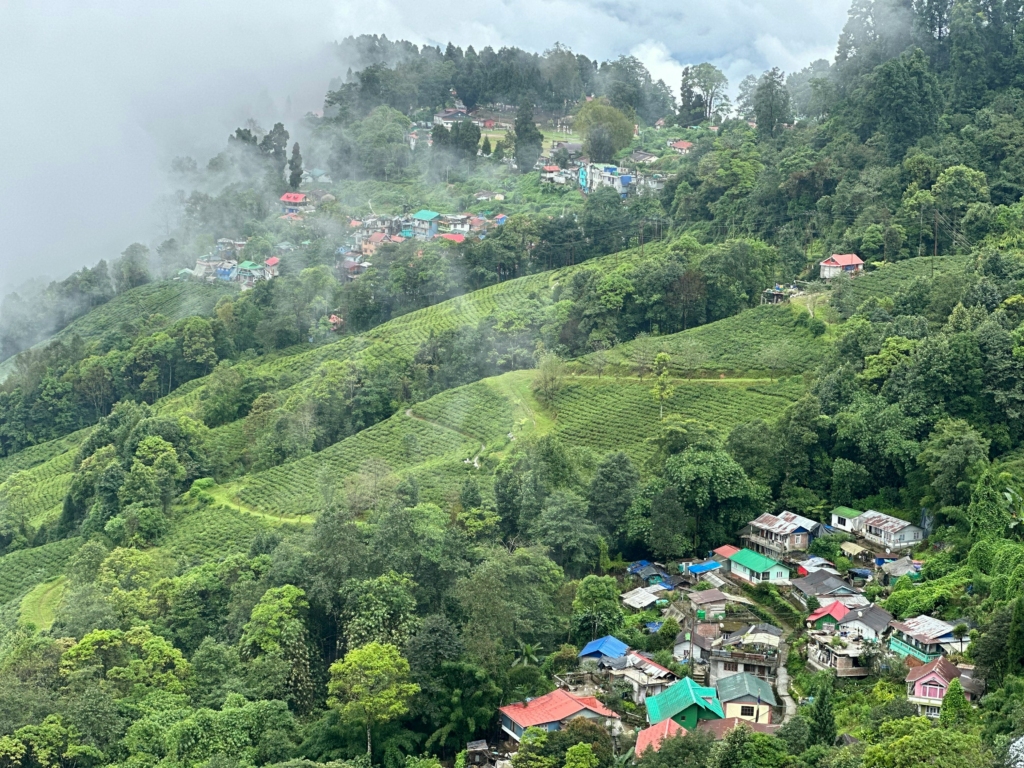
[578,304,830,377]
[234,412,478,516]
[0,538,82,605]
[409,380,517,447]
[845,255,971,305]
[551,377,805,465]
[0,429,89,484]
[162,504,268,565]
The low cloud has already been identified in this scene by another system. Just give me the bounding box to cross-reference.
[0,0,850,289]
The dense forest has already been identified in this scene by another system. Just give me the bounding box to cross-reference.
[5,2,1024,768]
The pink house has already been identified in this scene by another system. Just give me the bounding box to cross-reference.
[905,657,984,718]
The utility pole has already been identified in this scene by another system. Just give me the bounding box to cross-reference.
[933,210,938,279]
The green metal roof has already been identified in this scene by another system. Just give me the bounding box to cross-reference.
[728,548,786,575]
[831,506,864,519]
[412,210,440,221]
[646,677,723,724]
[715,672,777,706]
[237,261,260,270]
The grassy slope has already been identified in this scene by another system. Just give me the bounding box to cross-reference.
[0,281,236,382]
[0,242,853,599]
[574,303,832,377]
[230,370,806,517]
[845,255,972,305]
[19,577,65,631]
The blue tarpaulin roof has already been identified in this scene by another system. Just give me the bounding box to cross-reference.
[627,560,651,575]
[687,561,722,575]
[578,635,629,659]
[646,622,664,633]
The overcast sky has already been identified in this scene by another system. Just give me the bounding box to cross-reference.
[0,0,849,291]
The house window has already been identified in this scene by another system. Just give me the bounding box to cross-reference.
[921,683,945,699]
[837,516,847,527]
[741,706,756,718]
[925,706,941,717]
[724,662,739,672]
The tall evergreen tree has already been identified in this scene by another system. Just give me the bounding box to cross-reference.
[513,101,543,173]
[808,671,837,746]
[288,142,303,190]
[1007,596,1024,676]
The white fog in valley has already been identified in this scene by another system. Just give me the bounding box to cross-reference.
[0,0,847,290]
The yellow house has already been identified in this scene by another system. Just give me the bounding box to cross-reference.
[715,672,777,724]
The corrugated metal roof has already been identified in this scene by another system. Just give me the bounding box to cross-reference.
[861,510,914,533]
[749,510,819,536]
[728,548,785,574]
[890,614,955,643]
[646,677,723,724]
[499,689,617,728]
[715,672,777,706]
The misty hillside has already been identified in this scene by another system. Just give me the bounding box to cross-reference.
[4,3,1024,768]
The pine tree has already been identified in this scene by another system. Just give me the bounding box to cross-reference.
[288,142,303,190]
[939,678,971,727]
[1006,596,1024,676]
[481,136,492,155]
[808,671,837,746]
[513,101,542,173]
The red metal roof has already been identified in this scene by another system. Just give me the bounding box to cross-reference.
[280,193,307,203]
[713,545,740,558]
[499,689,617,729]
[367,232,387,243]
[542,165,560,172]
[635,719,685,756]
[439,233,466,243]
[671,140,694,149]
[264,257,280,266]
[808,601,849,624]
[821,253,863,267]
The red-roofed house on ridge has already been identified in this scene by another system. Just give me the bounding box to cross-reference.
[498,689,619,742]
[280,192,308,214]
[669,140,694,154]
[819,253,864,279]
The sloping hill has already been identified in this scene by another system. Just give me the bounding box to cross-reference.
[575,304,832,377]
[229,369,805,517]
[845,255,971,305]
[0,281,236,382]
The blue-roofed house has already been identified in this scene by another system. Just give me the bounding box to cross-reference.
[628,560,652,575]
[578,635,629,660]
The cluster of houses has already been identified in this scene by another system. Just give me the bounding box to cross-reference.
[491,502,979,759]
[185,238,282,289]
[335,209,510,279]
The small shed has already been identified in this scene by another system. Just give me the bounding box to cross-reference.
[578,635,629,660]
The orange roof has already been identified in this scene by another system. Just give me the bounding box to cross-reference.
[808,601,849,624]
[671,140,694,149]
[498,689,617,729]
[714,545,740,558]
[280,192,307,203]
[367,232,387,243]
[542,165,560,172]
[439,233,465,243]
[636,719,686,756]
